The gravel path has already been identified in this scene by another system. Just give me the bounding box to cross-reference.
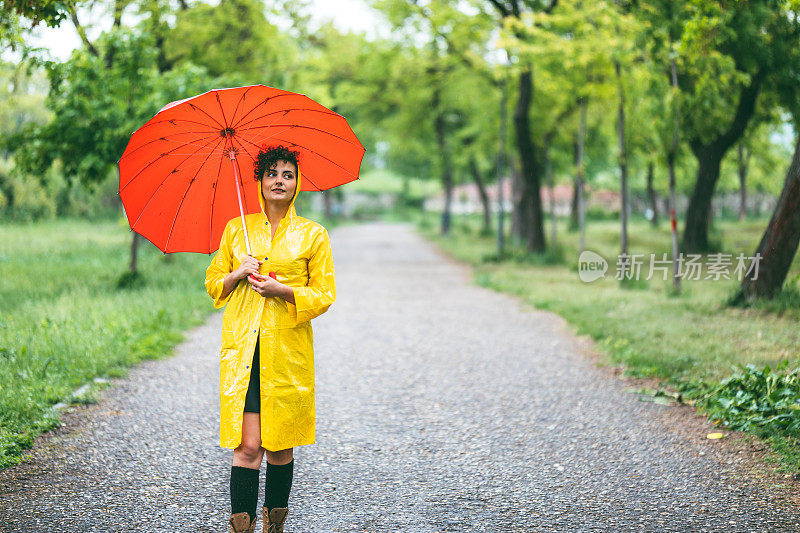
[1,221,799,532]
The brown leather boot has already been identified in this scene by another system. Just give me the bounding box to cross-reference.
[262,507,288,533]
[229,511,257,533]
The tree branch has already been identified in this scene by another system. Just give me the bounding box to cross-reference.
[543,97,580,145]
[488,0,510,18]
[67,2,99,57]
[690,69,765,156]
[411,3,500,88]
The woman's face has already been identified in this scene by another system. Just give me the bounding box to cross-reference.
[261,159,298,207]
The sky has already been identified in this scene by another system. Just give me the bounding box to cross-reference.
[25,0,386,61]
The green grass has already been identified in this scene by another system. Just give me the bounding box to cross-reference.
[0,211,344,468]
[413,209,800,470]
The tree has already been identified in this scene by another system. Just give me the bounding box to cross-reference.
[7,28,212,277]
[371,0,501,235]
[503,0,631,253]
[732,130,800,302]
[164,0,287,82]
[639,0,800,252]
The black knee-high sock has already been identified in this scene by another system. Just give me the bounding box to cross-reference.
[231,465,260,522]
[264,459,294,510]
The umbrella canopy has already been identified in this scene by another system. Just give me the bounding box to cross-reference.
[117,84,364,254]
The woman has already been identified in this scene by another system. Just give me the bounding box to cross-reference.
[205,145,336,533]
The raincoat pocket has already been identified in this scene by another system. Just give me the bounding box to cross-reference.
[273,323,314,387]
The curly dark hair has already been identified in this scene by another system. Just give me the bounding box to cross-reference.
[253,145,300,181]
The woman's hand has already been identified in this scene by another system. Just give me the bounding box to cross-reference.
[232,255,263,281]
[219,256,262,301]
[248,272,283,298]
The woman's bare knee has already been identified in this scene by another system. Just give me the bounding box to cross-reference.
[237,436,263,457]
[234,413,265,465]
[265,447,293,465]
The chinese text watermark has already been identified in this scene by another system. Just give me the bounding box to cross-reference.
[578,250,762,283]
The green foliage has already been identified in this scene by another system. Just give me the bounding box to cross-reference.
[164,0,287,81]
[678,361,800,439]
[8,29,161,184]
[0,158,55,221]
[0,55,51,140]
[640,0,800,139]
[1,0,72,28]
[116,269,145,289]
[6,27,215,188]
[727,281,800,316]
[585,206,619,221]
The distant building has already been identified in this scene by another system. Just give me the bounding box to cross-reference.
[423,177,619,216]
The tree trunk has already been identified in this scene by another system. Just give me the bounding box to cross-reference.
[432,78,453,236]
[738,142,750,221]
[323,189,332,218]
[668,156,681,293]
[496,76,508,256]
[570,136,579,229]
[668,45,681,293]
[510,156,524,244]
[735,134,800,302]
[681,144,724,252]
[616,62,629,256]
[435,116,453,236]
[513,68,546,253]
[681,72,763,252]
[646,161,659,226]
[130,231,140,274]
[545,141,557,248]
[469,156,491,233]
[577,99,587,254]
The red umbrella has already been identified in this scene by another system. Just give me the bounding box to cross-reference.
[117,84,365,254]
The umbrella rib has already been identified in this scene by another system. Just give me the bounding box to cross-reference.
[230,137,268,202]
[120,132,221,162]
[238,133,361,180]
[243,124,298,150]
[236,136,326,191]
[127,136,224,231]
[270,137,357,182]
[227,86,252,127]
[163,137,226,251]
[215,92,230,128]
[233,135,257,163]
[230,93,298,127]
[235,107,341,131]
[128,117,223,135]
[187,102,226,131]
[120,134,221,195]
[208,147,227,253]
[238,123,363,148]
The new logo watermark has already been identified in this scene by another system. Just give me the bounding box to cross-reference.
[577,250,762,283]
[578,250,608,282]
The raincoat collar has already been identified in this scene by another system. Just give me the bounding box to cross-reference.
[257,166,301,233]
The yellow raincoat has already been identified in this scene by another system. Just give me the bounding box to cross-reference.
[204,168,336,451]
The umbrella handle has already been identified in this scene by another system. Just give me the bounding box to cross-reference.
[248,272,277,283]
[229,151,252,256]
